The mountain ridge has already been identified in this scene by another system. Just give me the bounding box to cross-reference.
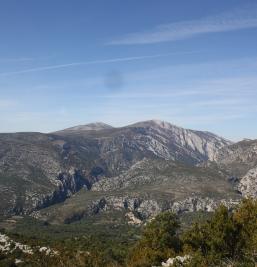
[0,119,253,223]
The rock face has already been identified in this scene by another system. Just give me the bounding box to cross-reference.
[214,139,257,198]
[31,155,240,223]
[33,192,239,224]
[170,197,238,214]
[36,193,168,223]
[214,139,257,176]
[0,133,91,215]
[128,120,232,162]
[56,119,232,173]
[238,167,257,198]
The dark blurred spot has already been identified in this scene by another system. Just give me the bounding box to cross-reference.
[104,70,124,91]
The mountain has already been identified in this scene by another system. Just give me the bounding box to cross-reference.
[0,132,88,215]
[0,120,241,222]
[215,139,257,198]
[34,158,238,224]
[215,139,257,176]
[126,120,232,162]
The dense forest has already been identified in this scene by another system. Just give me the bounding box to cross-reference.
[0,199,256,267]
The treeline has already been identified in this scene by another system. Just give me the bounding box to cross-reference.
[128,198,257,267]
[0,199,256,267]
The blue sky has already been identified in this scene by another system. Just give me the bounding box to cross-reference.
[0,0,257,140]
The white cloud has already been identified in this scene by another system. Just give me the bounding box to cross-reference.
[108,5,257,45]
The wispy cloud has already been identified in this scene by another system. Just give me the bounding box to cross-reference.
[0,52,195,76]
[108,5,257,45]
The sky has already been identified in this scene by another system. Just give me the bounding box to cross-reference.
[0,0,257,141]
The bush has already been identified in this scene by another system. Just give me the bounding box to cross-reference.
[182,199,257,266]
[127,211,181,267]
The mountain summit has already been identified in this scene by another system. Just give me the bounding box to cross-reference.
[54,122,113,134]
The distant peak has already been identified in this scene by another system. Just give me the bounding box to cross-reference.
[150,119,173,127]
[128,119,177,129]
[85,122,113,128]
[54,122,113,134]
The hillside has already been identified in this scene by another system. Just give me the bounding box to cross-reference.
[215,139,257,197]
[33,158,239,224]
[0,120,233,218]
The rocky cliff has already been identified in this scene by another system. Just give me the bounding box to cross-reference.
[214,139,257,198]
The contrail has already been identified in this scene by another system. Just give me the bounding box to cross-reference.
[0,51,198,76]
[108,4,257,45]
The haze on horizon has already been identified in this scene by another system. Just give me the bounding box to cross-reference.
[0,0,257,141]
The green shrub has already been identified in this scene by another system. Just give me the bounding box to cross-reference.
[127,211,181,267]
[182,199,257,266]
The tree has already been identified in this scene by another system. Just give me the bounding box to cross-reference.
[233,198,257,262]
[127,211,181,267]
[182,199,257,266]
